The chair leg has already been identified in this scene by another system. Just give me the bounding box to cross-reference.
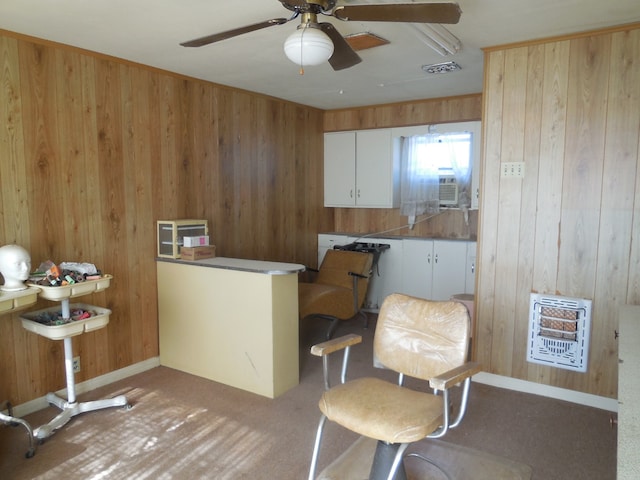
[326,318,340,339]
[369,441,409,480]
[359,309,369,329]
[308,415,328,480]
[1,402,36,459]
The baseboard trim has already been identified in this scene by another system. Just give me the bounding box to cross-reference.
[473,372,618,412]
[10,357,161,418]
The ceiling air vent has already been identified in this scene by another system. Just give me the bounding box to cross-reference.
[422,61,461,74]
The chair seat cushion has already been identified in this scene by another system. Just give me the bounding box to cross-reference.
[298,282,355,320]
[319,377,444,444]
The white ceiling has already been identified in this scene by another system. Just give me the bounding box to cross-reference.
[1,1,639,110]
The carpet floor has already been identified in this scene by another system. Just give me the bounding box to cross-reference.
[0,315,617,479]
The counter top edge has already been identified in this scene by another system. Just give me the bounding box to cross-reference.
[156,257,305,275]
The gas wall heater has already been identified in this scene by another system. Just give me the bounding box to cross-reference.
[527,293,592,372]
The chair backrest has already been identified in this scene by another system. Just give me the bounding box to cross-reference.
[316,250,373,289]
[374,293,470,381]
[316,249,374,309]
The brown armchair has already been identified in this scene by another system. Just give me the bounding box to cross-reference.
[298,249,374,339]
[308,293,481,480]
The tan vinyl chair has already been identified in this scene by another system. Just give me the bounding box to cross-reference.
[298,249,374,339]
[308,293,481,480]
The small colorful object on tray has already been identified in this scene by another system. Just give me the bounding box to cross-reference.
[20,303,112,340]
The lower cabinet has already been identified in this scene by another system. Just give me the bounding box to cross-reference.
[402,239,476,301]
[317,234,476,310]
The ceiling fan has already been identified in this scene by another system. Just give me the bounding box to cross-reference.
[180,1,462,71]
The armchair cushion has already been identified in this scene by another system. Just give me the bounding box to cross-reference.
[298,283,354,320]
[375,296,470,380]
[298,250,373,321]
[319,377,444,444]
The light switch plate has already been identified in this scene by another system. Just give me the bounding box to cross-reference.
[501,162,525,178]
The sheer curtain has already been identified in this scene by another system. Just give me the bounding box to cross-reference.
[400,134,441,226]
[400,131,473,226]
[445,133,472,209]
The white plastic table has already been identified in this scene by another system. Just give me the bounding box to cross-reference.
[20,276,130,441]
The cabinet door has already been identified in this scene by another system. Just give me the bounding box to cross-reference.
[324,132,356,207]
[465,242,477,294]
[355,129,397,207]
[401,239,433,299]
[431,240,468,300]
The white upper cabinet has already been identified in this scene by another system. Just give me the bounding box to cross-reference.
[323,132,357,207]
[324,129,400,208]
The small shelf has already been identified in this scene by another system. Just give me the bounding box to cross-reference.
[20,303,111,340]
[27,274,112,301]
[0,287,40,314]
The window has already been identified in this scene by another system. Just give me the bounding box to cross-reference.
[392,121,481,220]
[412,132,472,177]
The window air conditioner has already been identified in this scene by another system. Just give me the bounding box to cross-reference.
[439,175,458,205]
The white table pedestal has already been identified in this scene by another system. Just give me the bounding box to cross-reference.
[30,298,129,441]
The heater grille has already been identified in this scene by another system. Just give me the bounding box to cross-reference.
[527,293,592,372]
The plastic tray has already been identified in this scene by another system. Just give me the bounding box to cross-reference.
[20,303,111,340]
[27,274,112,301]
[0,287,40,314]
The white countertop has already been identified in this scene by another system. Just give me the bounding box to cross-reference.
[156,256,305,275]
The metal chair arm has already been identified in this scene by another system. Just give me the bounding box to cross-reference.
[311,333,362,356]
[427,362,481,438]
[311,333,362,390]
[429,361,481,391]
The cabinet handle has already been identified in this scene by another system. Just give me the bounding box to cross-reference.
[357,189,361,198]
[350,189,353,198]
[427,254,431,264]
[434,253,439,264]
[471,262,475,274]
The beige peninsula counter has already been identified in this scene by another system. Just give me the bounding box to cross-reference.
[156,257,305,398]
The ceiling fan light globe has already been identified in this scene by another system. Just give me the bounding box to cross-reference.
[283,27,334,66]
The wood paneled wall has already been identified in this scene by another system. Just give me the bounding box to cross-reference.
[477,24,640,398]
[323,94,482,239]
[0,31,331,405]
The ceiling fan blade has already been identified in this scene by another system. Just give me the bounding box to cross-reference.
[181,18,289,47]
[320,23,362,71]
[333,3,462,24]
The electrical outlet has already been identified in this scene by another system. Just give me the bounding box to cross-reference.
[501,162,525,178]
[73,356,81,373]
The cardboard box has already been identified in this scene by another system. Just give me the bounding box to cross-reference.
[181,245,216,261]
[184,235,210,247]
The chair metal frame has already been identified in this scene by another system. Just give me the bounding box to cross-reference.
[1,401,36,458]
[307,294,481,480]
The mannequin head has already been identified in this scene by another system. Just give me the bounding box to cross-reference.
[0,244,31,291]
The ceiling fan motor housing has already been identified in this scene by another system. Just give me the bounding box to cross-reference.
[279,1,337,14]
